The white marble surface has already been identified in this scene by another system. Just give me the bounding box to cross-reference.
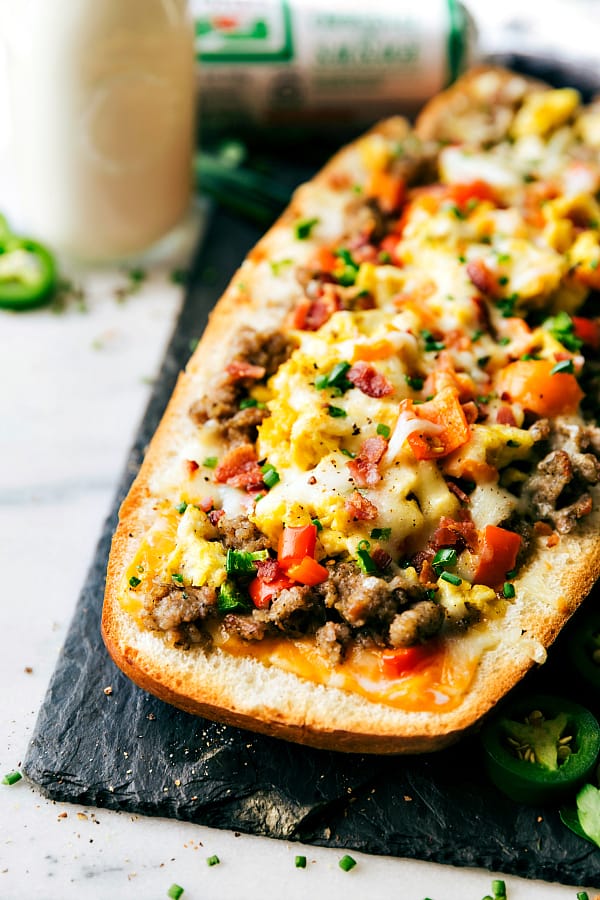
[0,214,596,900]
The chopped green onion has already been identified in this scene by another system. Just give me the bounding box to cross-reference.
[378,250,391,263]
[370,527,392,541]
[206,855,220,867]
[497,275,509,286]
[261,463,280,488]
[376,423,391,438]
[203,456,218,468]
[315,361,352,393]
[239,397,258,409]
[129,267,146,284]
[226,548,269,575]
[440,571,462,586]
[503,582,516,599]
[328,405,347,418]
[333,248,359,286]
[218,581,251,613]
[167,884,184,899]
[496,295,518,317]
[311,518,323,532]
[340,448,356,458]
[338,854,357,872]
[421,329,445,352]
[543,311,582,352]
[270,258,293,276]
[432,548,458,575]
[492,880,507,900]
[2,771,22,786]
[577,893,590,900]
[175,501,188,514]
[128,576,141,588]
[498,336,511,346]
[295,855,307,868]
[427,588,438,600]
[171,573,184,585]
[550,358,575,375]
[294,217,319,240]
[405,374,424,390]
[356,540,378,575]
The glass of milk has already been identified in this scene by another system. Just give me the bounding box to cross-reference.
[2,0,196,261]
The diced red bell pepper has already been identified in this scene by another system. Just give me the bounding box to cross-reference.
[249,572,294,609]
[474,524,521,588]
[381,643,437,678]
[278,524,317,569]
[573,316,600,350]
[448,180,497,210]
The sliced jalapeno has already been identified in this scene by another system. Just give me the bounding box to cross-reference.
[567,608,600,695]
[0,236,57,310]
[481,694,600,805]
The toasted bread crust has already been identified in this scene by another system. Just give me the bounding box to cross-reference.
[102,67,600,754]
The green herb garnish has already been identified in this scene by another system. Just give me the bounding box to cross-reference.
[261,463,280,488]
[440,571,462,586]
[328,405,347,418]
[206,855,220,867]
[315,361,352,393]
[405,374,424,390]
[2,771,22,786]
[376,423,391,438]
[432,548,458,575]
[356,540,379,575]
[129,576,141,588]
[503,582,516,599]
[294,217,319,240]
[295,855,307,868]
[171,573,184,585]
[338,854,357,872]
[175,501,188,514]
[421,329,445,352]
[167,884,184,899]
[203,456,218,468]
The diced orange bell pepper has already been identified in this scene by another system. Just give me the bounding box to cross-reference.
[286,556,329,586]
[496,359,583,417]
[405,387,471,460]
[474,525,521,588]
[366,170,406,213]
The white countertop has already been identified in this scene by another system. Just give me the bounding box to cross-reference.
[0,210,595,900]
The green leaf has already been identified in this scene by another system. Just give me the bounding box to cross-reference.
[576,783,600,846]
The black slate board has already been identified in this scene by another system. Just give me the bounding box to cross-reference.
[24,186,600,891]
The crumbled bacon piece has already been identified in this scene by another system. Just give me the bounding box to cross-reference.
[467,258,499,297]
[214,444,264,491]
[496,405,517,426]
[255,558,284,582]
[208,508,225,525]
[346,436,387,487]
[225,359,266,382]
[347,361,394,398]
[446,481,471,504]
[290,285,342,331]
[184,459,199,476]
[431,514,478,552]
[372,548,392,570]
[461,401,479,424]
[344,490,378,521]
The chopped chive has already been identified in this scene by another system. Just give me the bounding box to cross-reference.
[405,374,424,390]
[311,517,323,532]
[496,295,517,317]
[543,311,582,352]
[2,771,22,786]
[427,588,438,600]
[175,501,188,514]
[239,397,258,409]
[471,329,484,341]
[421,329,445,352]
[440,571,462,586]
[128,576,141,588]
[203,456,218,468]
[356,541,379,575]
[503,582,516,599]
[340,448,356,458]
[328,405,347,418]
[167,884,184,899]
[370,527,392,541]
[295,855,307,868]
[315,361,352,393]
[492,880,507,900]
[171,573,184,585]
[294,217,319,240]
[432,548,458,575]
[376,423,391,438]
[261,463,280,488]
[338,854,357,872]
[206,855,220,867]
[577,893,590,900]
[550,358,575,375]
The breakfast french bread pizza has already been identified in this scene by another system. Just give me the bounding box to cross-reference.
[103,67,600,754]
